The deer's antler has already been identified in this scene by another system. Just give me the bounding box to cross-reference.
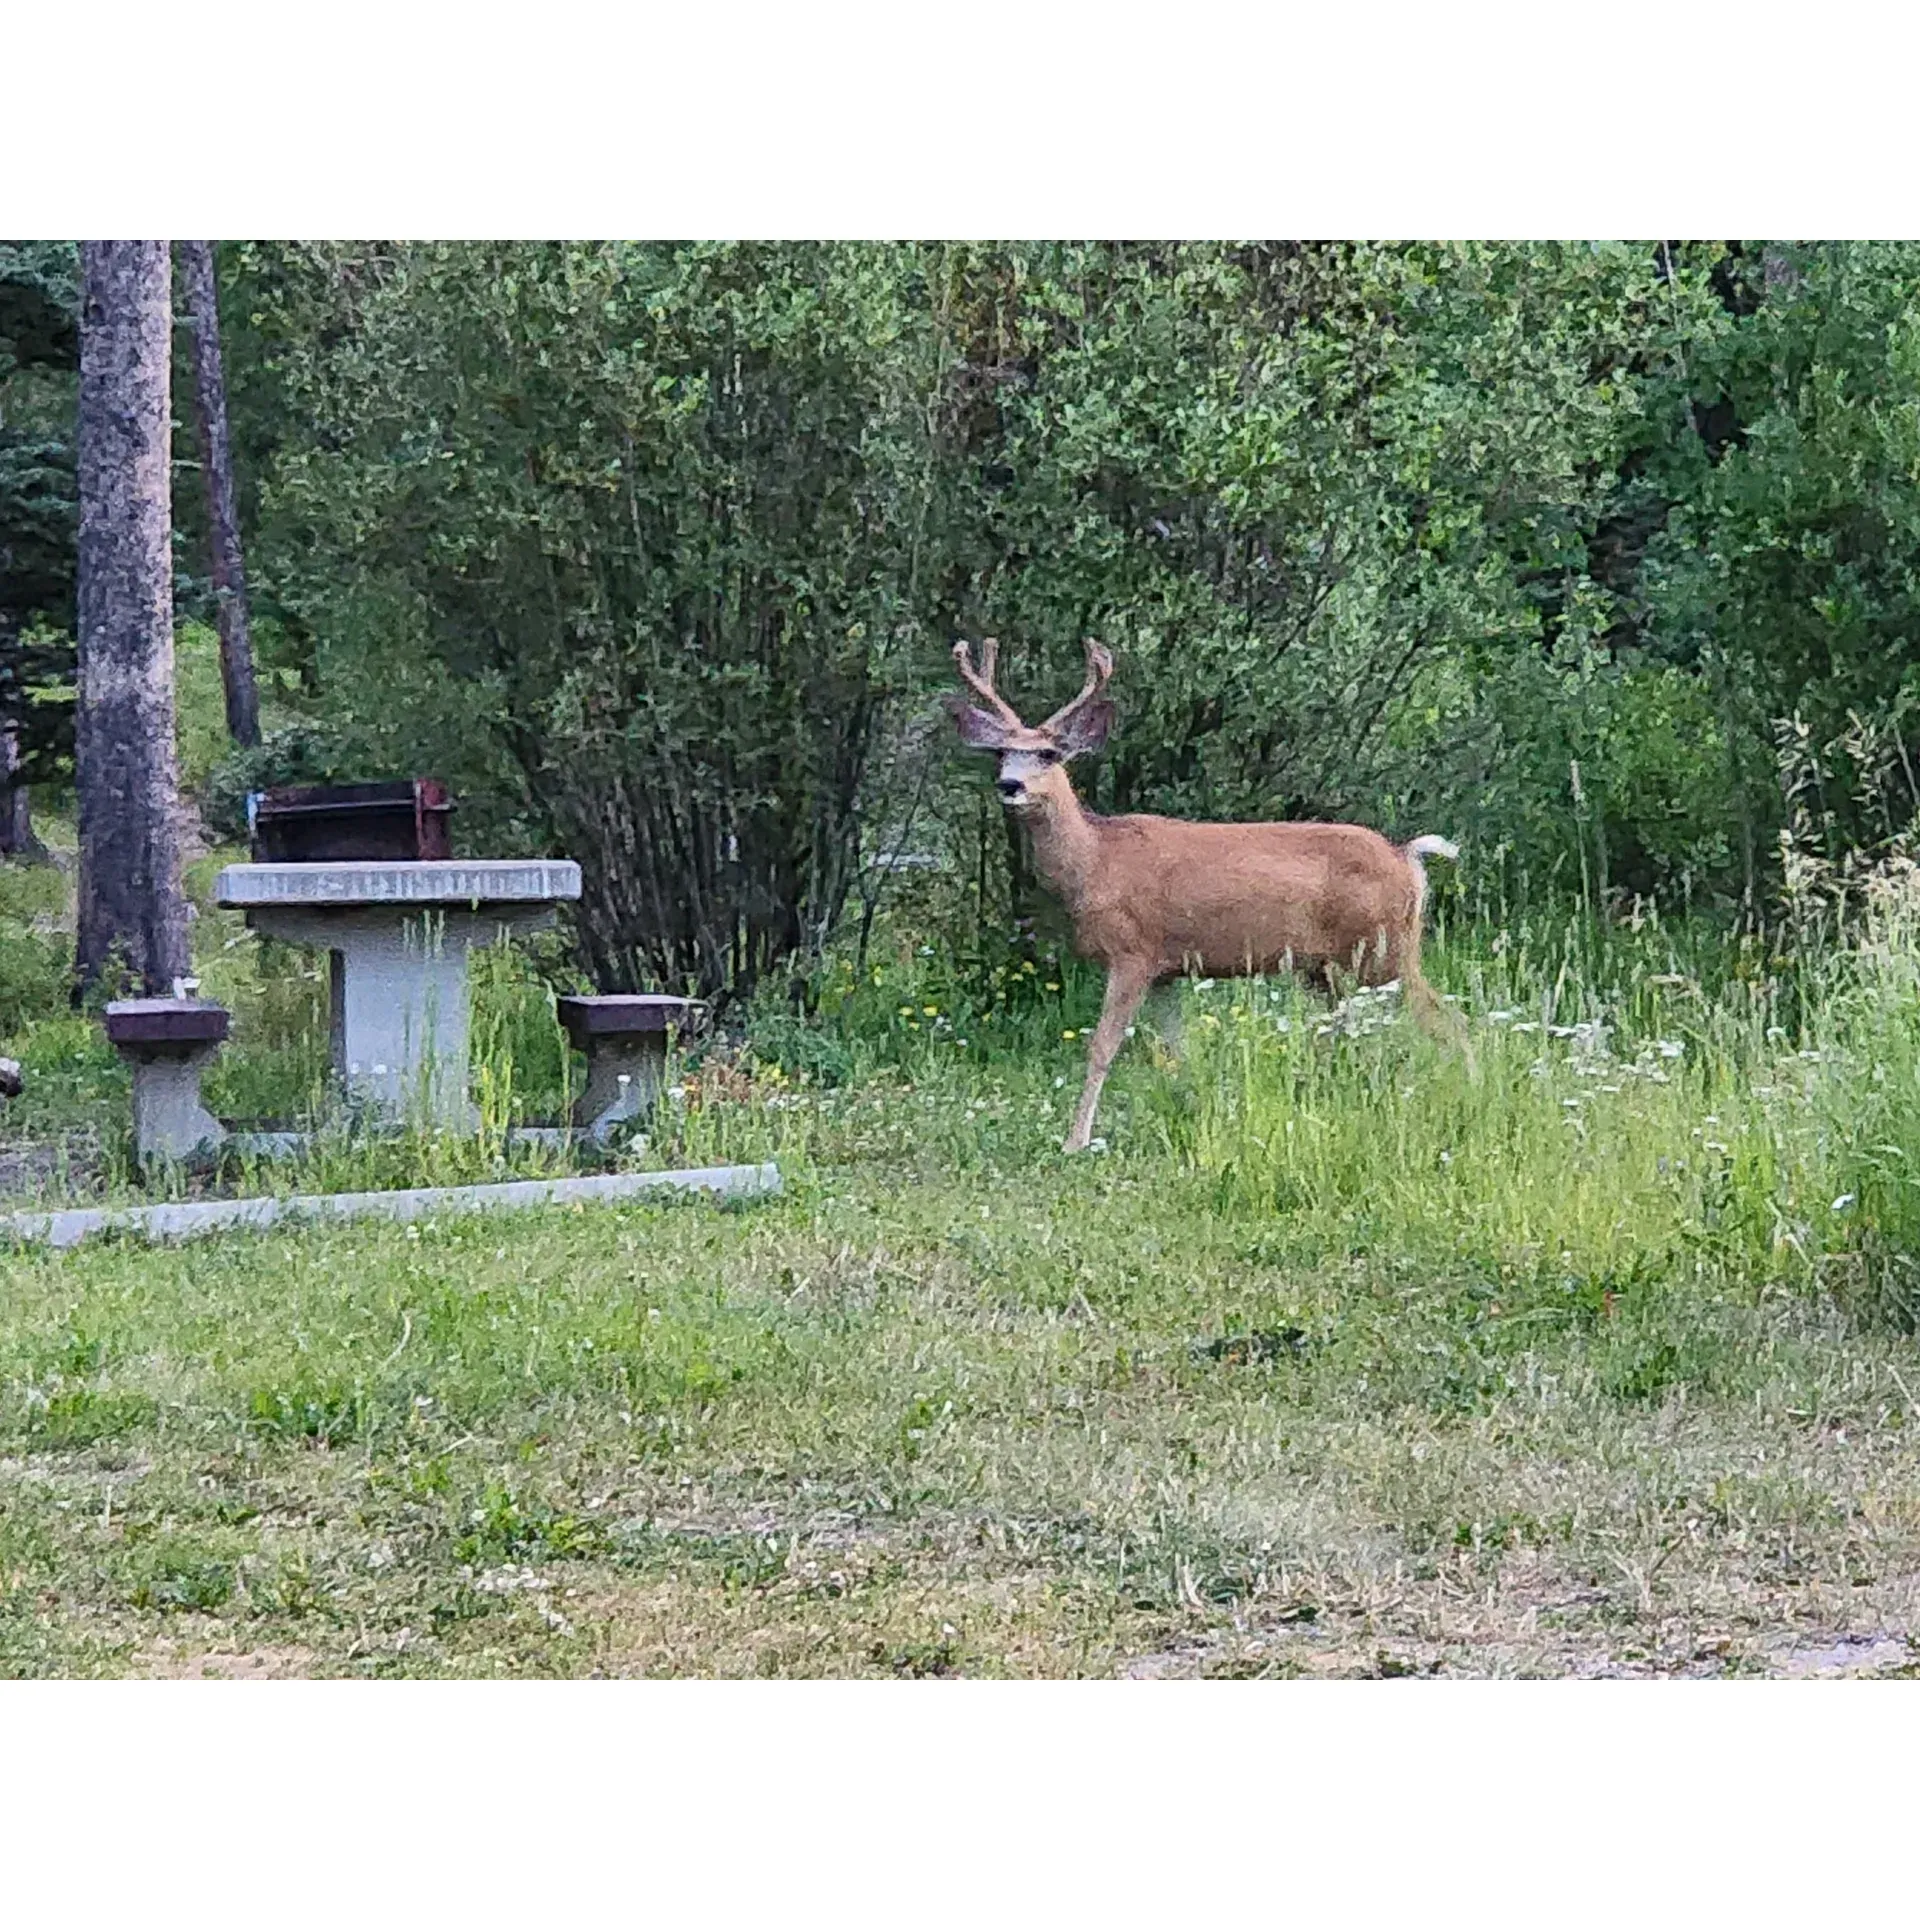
[951,637,1024,727]
[1040,638,1115,736]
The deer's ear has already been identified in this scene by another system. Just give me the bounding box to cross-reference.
[949,697,1015,750]
[1054,697,1115,758]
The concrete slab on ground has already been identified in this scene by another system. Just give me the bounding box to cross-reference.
[0,1162,782,1250]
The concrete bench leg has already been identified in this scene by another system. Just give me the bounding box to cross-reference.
[125,1044,226,1162]
[575,1033,668,1145]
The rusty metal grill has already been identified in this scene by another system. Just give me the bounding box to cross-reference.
[249,779,454,863]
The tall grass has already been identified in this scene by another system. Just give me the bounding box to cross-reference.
[724,871,1920,1331]
[1132,882,1920,1330]
[12,807,1920,1333]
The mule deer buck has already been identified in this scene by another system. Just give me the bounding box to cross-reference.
[950,637,1464,1152]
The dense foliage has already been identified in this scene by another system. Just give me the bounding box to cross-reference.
[0,241,79,793]
[224,243,937,996]
[16,240,1920,999]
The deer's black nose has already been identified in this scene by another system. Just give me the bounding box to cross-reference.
[997,777,1023,799]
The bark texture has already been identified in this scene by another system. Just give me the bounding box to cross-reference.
[176,241,261,747]
[73,241,191,999]
[0,716,35,859]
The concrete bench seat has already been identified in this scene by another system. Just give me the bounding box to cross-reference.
[555,995,704,1144]
[103,999,231,1161]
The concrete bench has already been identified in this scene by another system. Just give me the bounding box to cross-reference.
[555,995,704,1145]
[103,999,230,1162]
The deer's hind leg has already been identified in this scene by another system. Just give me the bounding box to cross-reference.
[1064,961,1157,1154]
[1402,966,1477,1071]
[1393,917,1478,1077]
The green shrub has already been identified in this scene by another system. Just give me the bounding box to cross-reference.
[0,921,63,1040]
[199,721,340,844]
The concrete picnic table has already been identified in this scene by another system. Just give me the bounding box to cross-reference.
[214,859,582,1128]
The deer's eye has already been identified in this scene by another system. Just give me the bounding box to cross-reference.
[1037,747,1062,765]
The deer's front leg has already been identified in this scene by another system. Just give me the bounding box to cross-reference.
[1064,963,1156,1153]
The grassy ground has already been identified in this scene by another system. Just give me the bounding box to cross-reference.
[7,641,1920,1675]
[8,848,1920,1674]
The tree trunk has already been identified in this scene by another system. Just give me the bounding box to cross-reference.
[73,241,191,1001]
[176,240,261,748]
[0,716,37,860]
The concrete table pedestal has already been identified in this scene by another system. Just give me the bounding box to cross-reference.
[215,861,582,1131]
[104,1000,231,1162]
[556,995,705,1144]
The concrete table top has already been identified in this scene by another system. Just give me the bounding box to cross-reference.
[215,860,581,909]
[215,859,583,1128]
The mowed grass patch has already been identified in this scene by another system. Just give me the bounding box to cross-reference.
[6,1121,1920,1678]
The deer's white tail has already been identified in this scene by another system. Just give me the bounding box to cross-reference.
[1404,834,1459,914]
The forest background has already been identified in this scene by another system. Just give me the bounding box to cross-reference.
[10,241,1920,1008]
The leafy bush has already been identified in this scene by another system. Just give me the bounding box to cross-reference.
[0,920,64,1039]
[224,240,1789,993]
[232,243,937,1000]
[200,720,340,844]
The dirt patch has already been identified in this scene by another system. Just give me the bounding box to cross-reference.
[1107,1562,1920,1679]
[133,1643,316,1681]
[0,1135,107,1204]
[1772,1635,1920,1679]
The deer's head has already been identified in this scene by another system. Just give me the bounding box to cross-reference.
[949,637,1115,813]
